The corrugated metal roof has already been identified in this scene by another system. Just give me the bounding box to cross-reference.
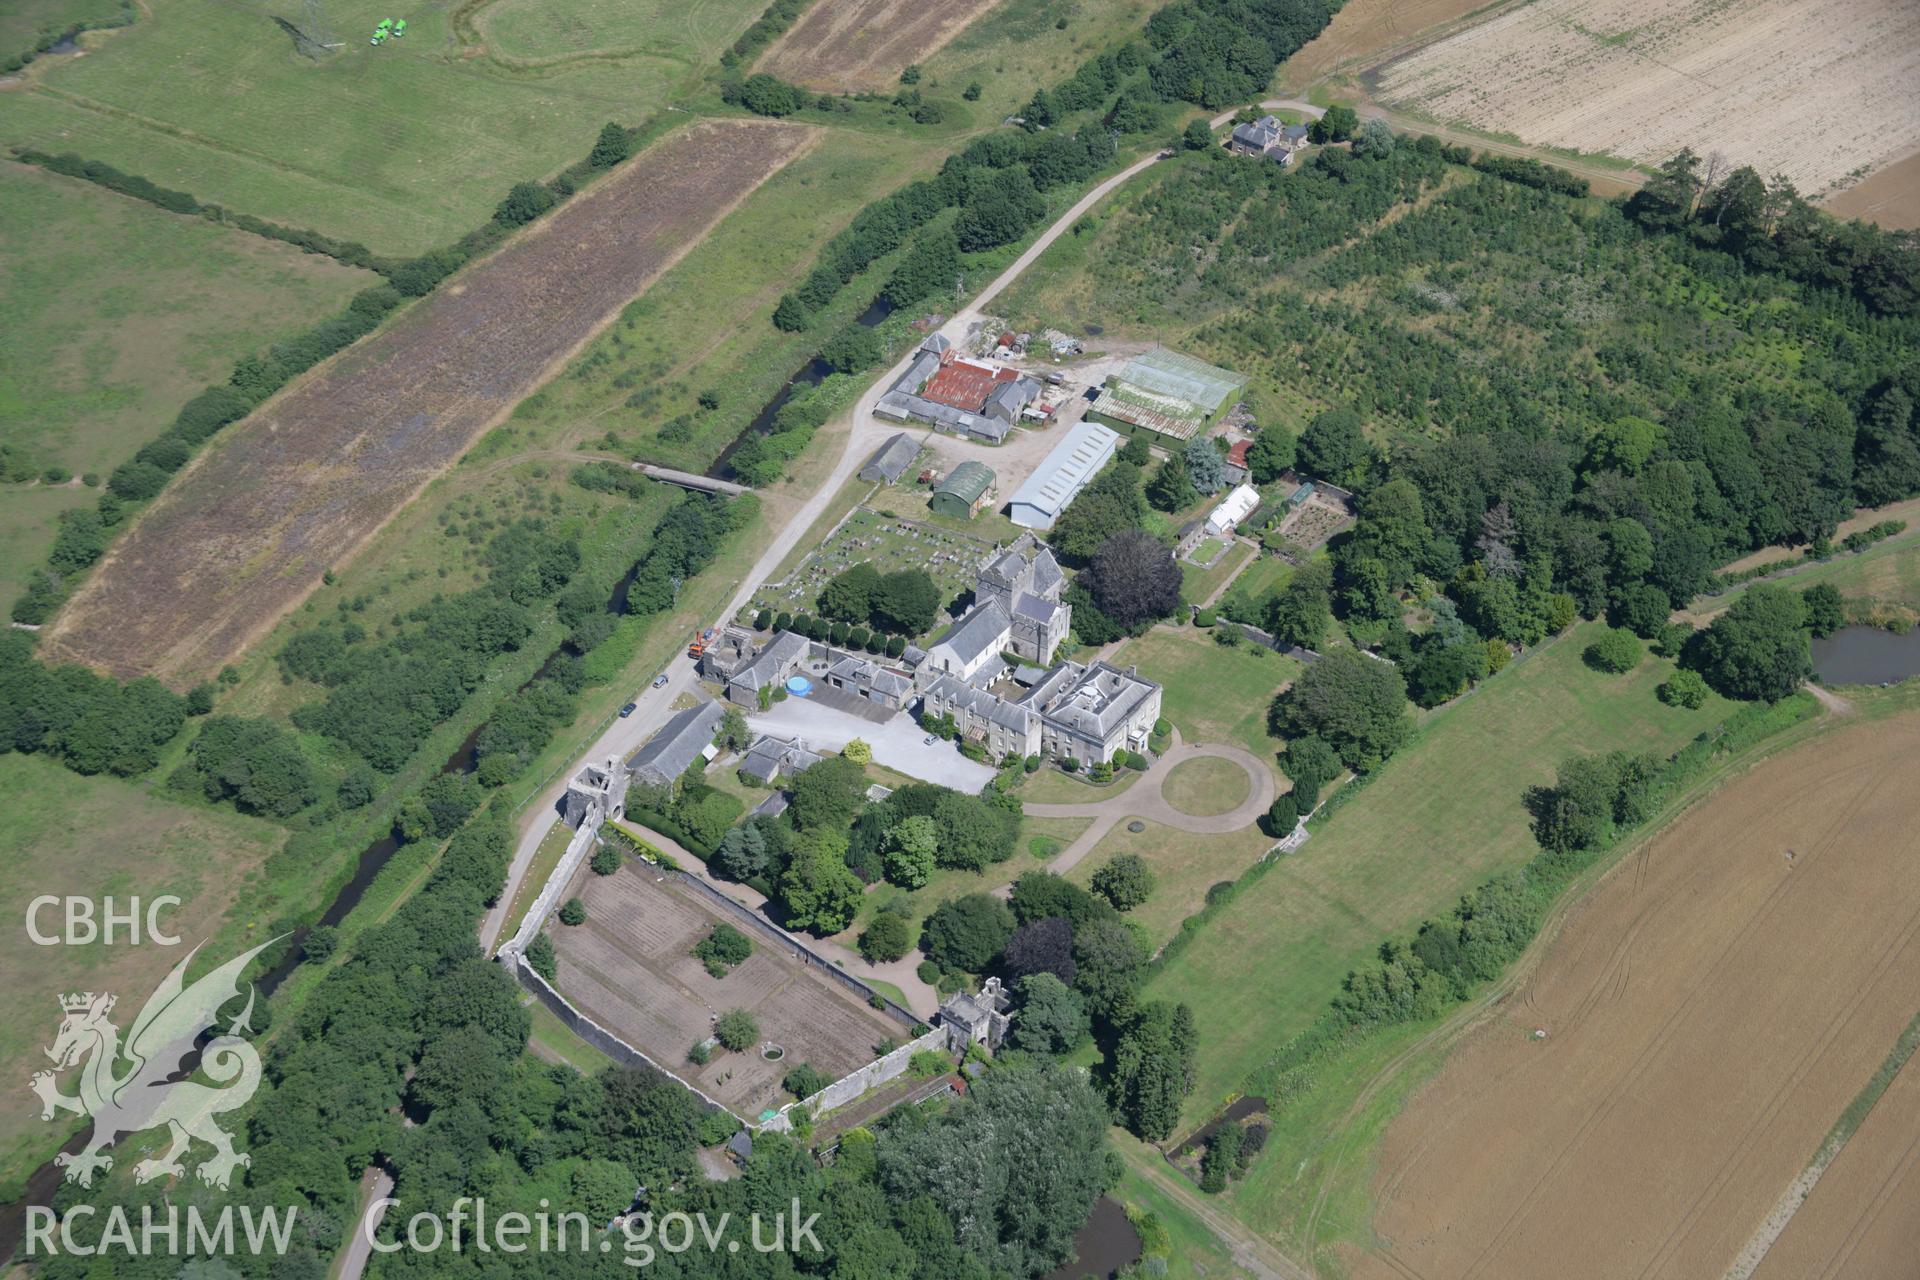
[935,460,995,504]
[1007,421,1120,527]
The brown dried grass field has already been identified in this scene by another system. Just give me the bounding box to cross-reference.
[1367,0,1920,199]
[1349,712,1920,1280]
[39,119,816,685]
[548,863,900,1120]
[755,0,1001,92]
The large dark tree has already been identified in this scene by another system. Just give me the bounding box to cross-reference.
[1002,916,1077,985]
[1103,999,1197,1141]
[1691,584,1811,702]
[1272,646,1412,771]
[1087,529,1182,630]
[922,893,1016,972]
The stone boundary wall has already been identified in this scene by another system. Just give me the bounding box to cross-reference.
[758,1026,949,1134]
[510,953,734,1117]
[500,813,601,959]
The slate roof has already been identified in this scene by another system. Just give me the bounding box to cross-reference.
[1013,594,1059,625]
[729,630,810,693]
[860,432,920,484]
[1022,661,1159,741]
[739,734,824,784]
[931,600,1010,666]
[628,700,725,787]
[828,655,913,699]
[927,674,1033,734]
[1231,116,1283,150]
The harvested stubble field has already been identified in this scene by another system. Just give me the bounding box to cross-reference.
[1368,0,1920,198]
[1351,713,1920,1280]
[548,862,900,1119]
[755,0,1001,92]
[41,120,815,685]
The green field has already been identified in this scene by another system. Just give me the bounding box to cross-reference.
[1067,817,1271,950]
[512,129,946,473]
[0,0,765,253]
[0,753,287,1191]
[0,162,373,600]
[1111,626,1301,767]
[1,0,131,65]
[1143,621,1733,1132]
[476,0,748,64]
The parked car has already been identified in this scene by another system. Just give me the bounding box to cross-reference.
[923,735,936,746]
[652,674,669,689]
[619,702,637,718]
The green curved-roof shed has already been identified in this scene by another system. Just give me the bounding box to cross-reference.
[930,460,996,518]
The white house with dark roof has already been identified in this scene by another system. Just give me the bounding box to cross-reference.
[1027,661,1161,764]
[924,533,1071,680]
[628,699,726,790]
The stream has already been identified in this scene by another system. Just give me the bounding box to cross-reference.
[707,295,895,481]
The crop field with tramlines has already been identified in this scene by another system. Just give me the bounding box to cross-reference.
[1366,0,1920,199]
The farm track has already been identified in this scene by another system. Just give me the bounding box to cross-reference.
[41,120,819,685]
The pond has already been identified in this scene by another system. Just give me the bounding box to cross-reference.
[1042,1197,1143,1280]
[1811,625,1920,686]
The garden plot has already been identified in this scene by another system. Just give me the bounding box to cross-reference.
[1272,488,1352,551]
[1368,0,1920,198]
[546,861,900,1120]
[748,506,993,629]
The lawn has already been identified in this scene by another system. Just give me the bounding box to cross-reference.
[0,163,372,598]
[1143,621,1734,1131]
[1067,818,1273,951]
[1683,522,1920,625]
[919,0,1161,126]
[1160,755,1252,817]
[0,0,766,253]
[1110,627,1301,769]
[1018,764,1143,803]
[1216,552,1295,618]
[0,753,286,1194]
[1182,538,1255,606]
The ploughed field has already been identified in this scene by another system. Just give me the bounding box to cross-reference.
[546,861,902,1120]
[755,0,1000,92]
[41,120,815,686]
[1351,712,1920,1280]
[1367,0,1920,199]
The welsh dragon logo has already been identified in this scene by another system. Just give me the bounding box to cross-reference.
[29,939,276,1190]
